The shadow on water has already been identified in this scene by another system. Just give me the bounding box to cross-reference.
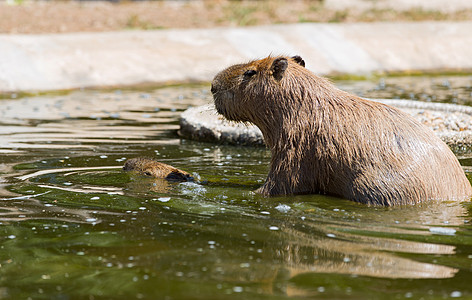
[0,78,472,299]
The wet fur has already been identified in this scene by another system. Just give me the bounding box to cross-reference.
[211,55,472,206]
[123,157,192,182]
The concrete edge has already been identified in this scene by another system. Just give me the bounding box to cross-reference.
[2,21,472,93]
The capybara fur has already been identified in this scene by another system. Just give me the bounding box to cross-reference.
[123,157,193,182]
[211,55,472,206]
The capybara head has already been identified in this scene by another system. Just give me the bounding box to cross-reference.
[211,55,472,206]
[211,56,317,126]
[123,157,192,182]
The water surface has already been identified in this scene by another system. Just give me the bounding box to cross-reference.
[1,76,472,299]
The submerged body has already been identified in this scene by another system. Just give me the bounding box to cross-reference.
[123,157,193,182]
[211,55,472,206]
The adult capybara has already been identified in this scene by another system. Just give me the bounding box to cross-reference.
[123,157,193,182]
[211,55,472,206]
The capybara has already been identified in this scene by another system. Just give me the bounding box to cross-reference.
[123,157,193,182]
[211,55,472,206]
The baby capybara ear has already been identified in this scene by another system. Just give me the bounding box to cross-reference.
[271,57,288,81]
[292,55,305,67]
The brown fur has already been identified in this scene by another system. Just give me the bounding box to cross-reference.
[123,157,192,182]
[211,55,472,206]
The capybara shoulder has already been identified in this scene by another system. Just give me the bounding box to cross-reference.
[211,55,472,206]
[123,157,192,182]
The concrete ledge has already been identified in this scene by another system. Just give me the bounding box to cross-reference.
[179,100,472,151]
[1,21,472,92]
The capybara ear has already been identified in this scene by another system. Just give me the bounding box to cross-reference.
[271,57,288,81]
[292,55,305,67]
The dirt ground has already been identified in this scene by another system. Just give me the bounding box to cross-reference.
[1,0,472,34]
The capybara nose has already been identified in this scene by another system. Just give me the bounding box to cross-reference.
[210,82,217,95]
[210,80,221,95]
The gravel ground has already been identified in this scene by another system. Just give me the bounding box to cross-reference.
[1,0,472,34]
[378,100,472,132]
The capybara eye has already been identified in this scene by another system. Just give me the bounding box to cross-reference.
[243,70,257,77]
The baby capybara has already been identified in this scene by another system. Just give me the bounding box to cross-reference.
[211,55,472,206]
[123,157,193,182]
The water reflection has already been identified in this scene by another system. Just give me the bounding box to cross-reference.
[125,176,176,194]
[0,87,209,151]
[0,191,104,224]
[271,223,457,281]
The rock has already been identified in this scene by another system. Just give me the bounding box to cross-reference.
[179,100,472,151]
[179,104,264,146]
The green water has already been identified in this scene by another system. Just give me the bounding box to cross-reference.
[1,77,472,299]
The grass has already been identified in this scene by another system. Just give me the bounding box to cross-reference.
[327,70,472,82]
[3,1,472,35]
[224,4,260,26]
[125,15,165,30]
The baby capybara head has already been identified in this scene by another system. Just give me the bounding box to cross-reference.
[211,55,311,126]
[123,157,192,182]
